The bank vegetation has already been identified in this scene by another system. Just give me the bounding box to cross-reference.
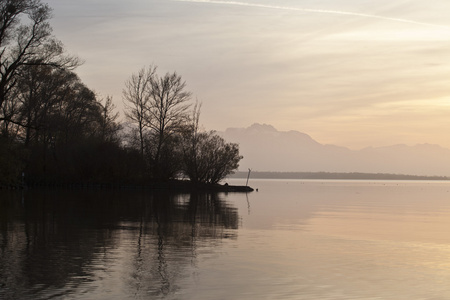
[0,0,242,188]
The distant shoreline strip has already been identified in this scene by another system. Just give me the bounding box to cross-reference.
[230,171,449,181]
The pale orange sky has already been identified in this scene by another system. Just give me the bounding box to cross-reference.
[46,0,450,150]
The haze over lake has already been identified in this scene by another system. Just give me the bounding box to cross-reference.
[3,179,450,299]
[222,123,450,176]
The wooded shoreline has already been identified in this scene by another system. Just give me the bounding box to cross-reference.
[0,180,254,193]
[0,2,242,189]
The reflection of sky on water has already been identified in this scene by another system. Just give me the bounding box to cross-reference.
[221,179,450,299]
[231,179,450,240]
[4,180,450,299]
[0,190,238,299]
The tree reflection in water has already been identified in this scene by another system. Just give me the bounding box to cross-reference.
[0,189,239,299]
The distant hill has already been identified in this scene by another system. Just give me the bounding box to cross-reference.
[221,123,450,177]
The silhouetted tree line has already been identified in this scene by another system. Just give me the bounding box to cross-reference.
[0,0,242,188]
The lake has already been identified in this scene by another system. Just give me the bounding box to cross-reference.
[2,179,450,299]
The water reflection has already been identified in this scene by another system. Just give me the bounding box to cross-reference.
[0,189,238,299]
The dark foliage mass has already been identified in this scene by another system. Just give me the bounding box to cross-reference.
[180,104,242,184]
[0,1,242,188]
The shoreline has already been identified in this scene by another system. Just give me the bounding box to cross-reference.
[0,180,254,193]
[230,171,449,181]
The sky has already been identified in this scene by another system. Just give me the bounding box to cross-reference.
[44,0,450,150]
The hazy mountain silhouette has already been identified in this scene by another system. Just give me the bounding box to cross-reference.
[222,123,450,176]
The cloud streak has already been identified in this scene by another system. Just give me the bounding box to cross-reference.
[175,0,450,30]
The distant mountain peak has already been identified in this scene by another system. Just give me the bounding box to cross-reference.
[247,123,277,132]
[221,123,450,176]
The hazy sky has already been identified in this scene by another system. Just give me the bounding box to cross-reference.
[45,0,450,149]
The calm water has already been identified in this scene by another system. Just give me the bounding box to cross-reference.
[2,180,450,299]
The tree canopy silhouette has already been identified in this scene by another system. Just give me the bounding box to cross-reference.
[123,66,242,184]
[0,0,80,117]
[0,3,243,188]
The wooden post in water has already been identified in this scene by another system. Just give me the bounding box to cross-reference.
[246,168,251,187]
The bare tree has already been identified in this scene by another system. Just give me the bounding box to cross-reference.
[147,71,191,177]
[98,96,121,143]
[15,65,78,146]
[182,130,242,185]
[123,66,193,179]
[181,102,202,181]
[122,65,156,158]
[0,0,81,115]
[181,103,242,184]
[0,81,20,137]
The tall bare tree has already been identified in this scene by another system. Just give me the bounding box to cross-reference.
[122,65,156,158]
[0,0,80,116]
[147,71,191,177]
[123,66,192,179]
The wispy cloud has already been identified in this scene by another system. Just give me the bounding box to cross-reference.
[175,0,450,30]
[45,0,450,150]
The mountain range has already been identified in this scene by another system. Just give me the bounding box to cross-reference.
[221,123,450,177]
